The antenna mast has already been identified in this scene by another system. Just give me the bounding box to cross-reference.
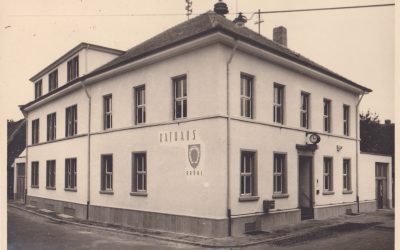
[185,0,193,20]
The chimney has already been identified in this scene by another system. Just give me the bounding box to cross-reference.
[214,0,229,17]
[273,26,287,47]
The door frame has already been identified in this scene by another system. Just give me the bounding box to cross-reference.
[298,155,314,209]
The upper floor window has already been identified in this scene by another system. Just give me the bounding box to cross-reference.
[31,161,39,188]
[173,75,187,119]
[46,160,56,189]
[273,84,284,124]
[240,74,253,118]
[323,99,331,133]
[273,153,287,195]
[47,113,56,141]
[32,119,39,144]
[134,86,146,124]
[323,157,333,192]
[34,80,42,99]
[65,158,77,190]
[48,70,58,92]
[343,105,350,136]
[101,155,113,192]
[343,159,351,191]
[103,95,112,130]
[240,151,257,197]
[67,56,79,82]
[132,152,147,194]
[65,105,77,137]
[300,92,309,128]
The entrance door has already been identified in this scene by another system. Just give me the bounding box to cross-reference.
[375,163,388,209]
[16,163,25,201]
[299,156,313,220]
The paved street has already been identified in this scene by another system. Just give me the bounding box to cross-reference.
[8,205,394,250]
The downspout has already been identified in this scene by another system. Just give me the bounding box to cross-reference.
[226,39,238,236]
[22,111,28,204]
[81,45,92,220]
[355,91,365,214]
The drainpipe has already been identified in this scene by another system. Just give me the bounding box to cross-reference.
[226,39,238,236]
[82,44,92,220]
[22,111,28,205]
[355,92,365,214]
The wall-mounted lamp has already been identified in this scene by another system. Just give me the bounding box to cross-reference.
[337,145,343,152]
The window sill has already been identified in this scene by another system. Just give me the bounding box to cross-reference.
[99,190,114,195]
[64,188,77,192]
[323,191,335,195]
[130,192,148,197]
[31,185,39,189]
[239,196,259,202]
[46,187,56,190]
[273,193,289,199]
[342,190,353,194]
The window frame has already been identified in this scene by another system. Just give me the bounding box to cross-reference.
[34,79,42,99]
[240,74,254,119]
[65,158,77,191]
[100,154,113,193]
[273,153,287,195]
[343,104,350,136]
[131,152,147,195]
[323,99,331,133]
[239,150,258,200]
[31,161,39,188]
[173,75,187,120]
[103,94,113,130]
[323,157,333,193]
[47,112,57,141]
[300,92,310,129]
[48,69,58,92]
[31,119,40,144]
[65,105,77,137]
[134,85,146,125]
[46,160,56,189]
[67,56,79,82]
[273,83,284,124]
[343,159,351,192]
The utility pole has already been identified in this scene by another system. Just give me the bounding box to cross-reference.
[254,9,264,34]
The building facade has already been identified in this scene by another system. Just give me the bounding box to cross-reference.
[19,6,392,237]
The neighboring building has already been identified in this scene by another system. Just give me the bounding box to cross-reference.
[7,119,26,200]
[18,1,392,237]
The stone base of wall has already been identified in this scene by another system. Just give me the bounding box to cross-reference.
[26,196,87,219]
[314,200,376,220]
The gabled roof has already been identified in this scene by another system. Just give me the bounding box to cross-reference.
[21,11,371,111]
[30,42,125,82]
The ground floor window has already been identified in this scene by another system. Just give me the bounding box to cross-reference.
[343,159,351,191]
[273,153,287,194]
[65,158,77,190]
[240,151,256,196]
[132,152,147,194]
[101,155,113,192]
[323,157,333,192]
[46,160,56,189]
[31,162,39,187]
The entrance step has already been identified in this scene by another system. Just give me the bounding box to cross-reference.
[301,208,314,220]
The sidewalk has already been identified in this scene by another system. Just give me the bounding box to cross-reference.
[8,201,394,248]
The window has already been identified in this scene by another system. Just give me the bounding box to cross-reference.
[273,154,287,194]
[47,113,56,141]
[240,75,253,118]
[135,86,146,124]
[46,160,56,189]
[273,84,284,123]
[375,163,388,178]
[103,95,112,130]
[48,70,58,92]
[323,157,333,192]
[65,105,77,137]
[34,80,42,99]
[300,92,309,128]
[32,119,39,144]
[132,153,147,193]
[31,162,39,187]
[67,56,79,82]
[323,99,331,132]
[65,158,77,190]
[101,155,113,192]
[173,75,187,119]
[240,151,256,196]
[343,105,350,136]
[343,159,351,191]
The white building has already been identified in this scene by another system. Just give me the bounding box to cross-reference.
[18,3,392,237]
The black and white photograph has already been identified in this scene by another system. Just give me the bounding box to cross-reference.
[1,0,396,249]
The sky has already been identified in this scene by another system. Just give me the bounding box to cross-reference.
[0,0,395,122]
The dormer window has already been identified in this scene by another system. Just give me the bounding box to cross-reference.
[48,69,58,92]
[67,56,79,82]
[34,80,42,99]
